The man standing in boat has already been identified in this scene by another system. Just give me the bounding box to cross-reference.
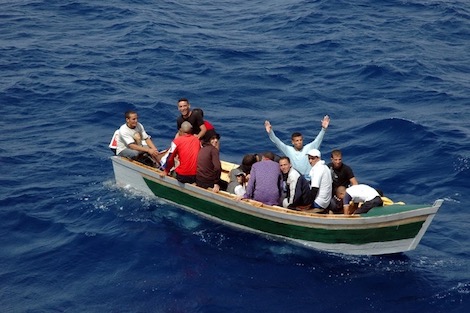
[116,110,160,164]
[176,98,207,140]
[264,115,330,179]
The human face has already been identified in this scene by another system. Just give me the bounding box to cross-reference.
[126,113,138,129]
[279,159,291,174]
[177,100,190,117]
[331,154,342,169]
[291,135,303,151]
[210,136,219,149]
[308,156,319,166]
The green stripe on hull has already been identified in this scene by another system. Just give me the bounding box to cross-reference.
[144,178,424,245]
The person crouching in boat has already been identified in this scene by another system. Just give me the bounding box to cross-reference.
[279,156,313,210]
[196,132,222,192]
[116,110,160,165]
[161,121,201,184]
[335,185,384,215]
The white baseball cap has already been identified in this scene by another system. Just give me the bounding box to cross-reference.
[306,148,321,158]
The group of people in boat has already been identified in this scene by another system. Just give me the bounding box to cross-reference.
[110,98,384,215]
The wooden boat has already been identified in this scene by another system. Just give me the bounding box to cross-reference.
[111,156,442,256]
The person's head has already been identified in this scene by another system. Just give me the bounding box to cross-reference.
[192,108,204,118]
[262,151,275,161]
[209,133,220,149]
[177,98,191,117]
[235,170,246,185]
[291,132,303,151]
[336,186,347,199]
[307,148,321,166]
[279,156,291,174]
[125,110,138,128]
[240,154,257,174]
[330,149,343,169]
[180,121,193,134]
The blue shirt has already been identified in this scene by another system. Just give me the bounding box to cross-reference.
[267,128,326,178]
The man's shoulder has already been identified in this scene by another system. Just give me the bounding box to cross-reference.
[288,168,301,180]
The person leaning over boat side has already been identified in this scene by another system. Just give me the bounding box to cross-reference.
[307,149,332,213]
[264,115,330,179]
[196,132,222,192]
[335,184,383,215]
[161,121,201,184]
[176,98,206,140]
[327,149,358,213]
[238,151,282,206]
[116,110,160,164]
[279,156,313,210]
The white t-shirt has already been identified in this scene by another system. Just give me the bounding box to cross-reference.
[234,185,246,196]
[116,122,149,155]
[346,184,380,203]
[309,160,332,208]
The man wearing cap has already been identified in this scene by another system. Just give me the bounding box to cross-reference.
[307,148,332,212]
[162,121,201,184]
[264,115,330,179]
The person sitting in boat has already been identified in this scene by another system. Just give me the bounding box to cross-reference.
[116,110,160,165]
[238,151,282,206]
[335,184,384,215]
[161,121,201,184]
[227,168,247,196]
[196,132,223,192]
[307,149,332,213]
[327,149,359,213]
[279,156,313,210]
[192,108,219,144]
[175,98,207,140]
[264,115,330,179]
[227,154,258,194]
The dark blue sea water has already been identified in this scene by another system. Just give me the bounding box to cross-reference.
[1,0,469,312]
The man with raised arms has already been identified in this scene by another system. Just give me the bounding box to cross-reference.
[265,115,330,179]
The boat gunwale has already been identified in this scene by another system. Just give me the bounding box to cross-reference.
[111,156,441,228]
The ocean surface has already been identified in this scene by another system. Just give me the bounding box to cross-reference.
[1,0,469,312]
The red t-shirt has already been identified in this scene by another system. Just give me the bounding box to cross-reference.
[166,134,201,176]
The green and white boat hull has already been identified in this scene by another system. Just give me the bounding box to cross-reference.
[112,156,442,256]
